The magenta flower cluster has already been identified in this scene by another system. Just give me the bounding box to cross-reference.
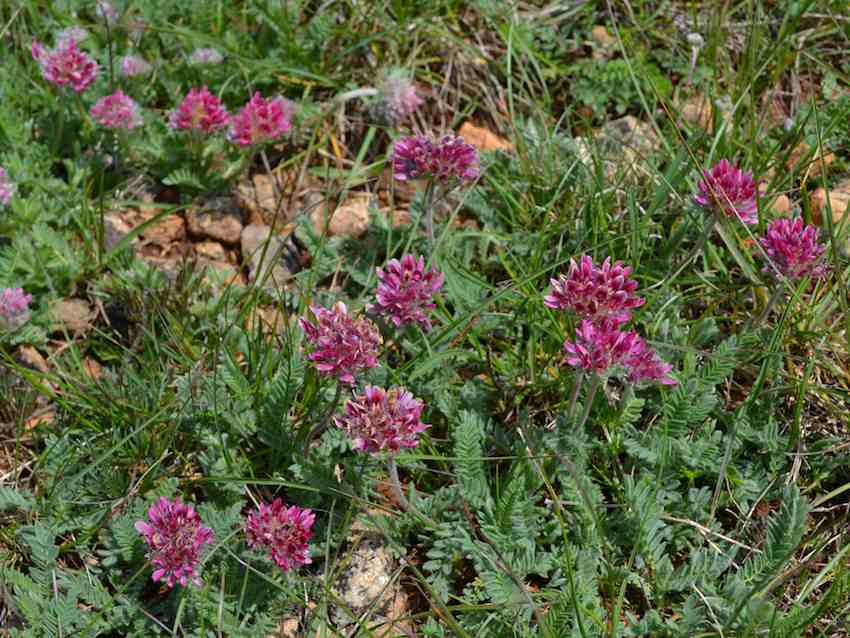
[300,301,382,385]
[335,386,429,455]
[90,89,143,130]
[169,86,230,135]
[0,287,32,328]
[31,37,98,93]
[545,256,644,326]
[245,499,315,572]
[135,497,214,589]
[694,159,759,225]
[228,92,293,147]
[758,217,828,280]
[368,254,444,329]
[547,255,676,386]
[392,135,480,182]
[0,167,16,207]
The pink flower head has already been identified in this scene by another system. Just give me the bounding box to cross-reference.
[90,89,142,129]
[228,92,293,147]
[0,167,16,206]
[759,217,828,280]
[134,496,214,589]
[120,54,152,78]
[694,159,759,225]
[299,301,382,385]
[245,499,315,572]
[563,320,642,375]
[31,38,98,93]
[188,47,224,66]
[335,386,429,455]
[169,86,229,134]
[378,72,423,122]
[392,135,480,182]
[623,337,677,386]
[367,254,444,329]
[544,255,644,325]
[0,288,32,328]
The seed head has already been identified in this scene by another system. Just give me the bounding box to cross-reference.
[694,159,759,225]
[334,386,429,455]
[120,54,152,78]
[300,301,382,385]
[759,216,828,280]
[392,135,480,182]
[188,47,224,66]
[135,497,214,589]
[245,499,315,572]
[544,255,644,325]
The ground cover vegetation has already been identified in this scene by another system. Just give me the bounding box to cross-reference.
[1,0,849,636]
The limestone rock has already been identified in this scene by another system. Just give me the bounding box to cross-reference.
[187,196,244,244]
[49,298,94,334]
[241,224,300,288]
[312,194,371,238]
[142,213,185,246]
[236,173,288,226]
[458,121,513,152]
[194,241,227,261]
[16,346,49,373]
[103,213,134,251]
[811,182,850,226]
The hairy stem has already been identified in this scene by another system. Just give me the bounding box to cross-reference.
[308,383,343,443]
[575,375,601,431]
[386,456,436,526]
[566,370,585,425]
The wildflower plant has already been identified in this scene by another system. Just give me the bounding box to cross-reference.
[0,287,32,330]
[391,134,480,254]
[759,217,828,281]
[299,301,382,385]
[368,254,444,330]
[245,500,315,572]
[120,54,152,78]
[90,90,143,130]
[135,497,214,589]
[694,158,759,225]
[372,70,423,125]
[169,86,229,135]
[31,37,98,93]
[228,92,293,147]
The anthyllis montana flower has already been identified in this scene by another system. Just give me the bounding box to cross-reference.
[188,47,224,66]
[90,90,143,129]
[0,167,16,207]
[31,37,98,93]
[392,135,480,182]
[135,497,214,589]
[623,338,677,386]
[373,72,423,124]
[368,254,444,329]
[759,217,828,280]
[563,320,642,376]
[120,54,152,78]
[245,500,315,572]
[694,159,759,225]
[0,287,32,329]
[335,386,429,455]
[228,93,293,147]
[169,86,229,135]
[300,301,382,385]
[545,255,644,325]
